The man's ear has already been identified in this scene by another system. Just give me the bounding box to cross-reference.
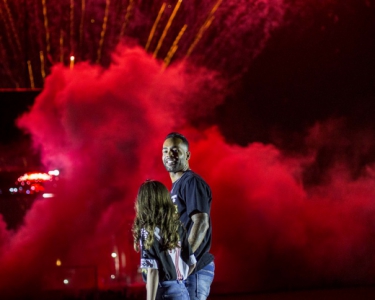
[186,151,191,160]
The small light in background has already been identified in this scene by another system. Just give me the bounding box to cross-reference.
[43,193,55,198]
[111,252,117,258]
[70,56,75,69]
[48,170,60,176]
[18,173,51,181]
[56,259,62,266]
[111,274,116,279]
[63,279,69,285]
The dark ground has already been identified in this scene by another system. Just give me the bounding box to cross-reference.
[31,285,375,300]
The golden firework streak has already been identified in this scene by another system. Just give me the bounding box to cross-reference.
[79,0,86,50]
[0,3,17,57]
[185,0,222,58]
[0,33,19,88]
[70,0,75,54]
[41,0,51,54]
[60,29,64,63]
[39,51,46,81]
[119,0,134,39]
[164,24,187,67]
[97,0,110,64]
[145,2,166,52]
[153,0,182,58]
[2,0,22,54]
[27,60,35,89]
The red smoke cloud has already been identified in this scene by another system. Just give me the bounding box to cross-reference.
[190,127,375,293]
[0,45,375,297]
[0,45,225,297]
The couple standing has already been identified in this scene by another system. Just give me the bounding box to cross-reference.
[133,132,215,300]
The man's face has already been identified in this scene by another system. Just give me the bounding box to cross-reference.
[162,137,190,173]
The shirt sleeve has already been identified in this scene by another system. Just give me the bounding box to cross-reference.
[184,176,211,217]
[140,248,158,269]
[140,229,158,270]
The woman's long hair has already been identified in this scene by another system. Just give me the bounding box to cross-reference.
[132,180,181,252]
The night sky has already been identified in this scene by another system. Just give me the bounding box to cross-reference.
[0,0,375,297]
[216,0,375,146]
[1,0,375,163]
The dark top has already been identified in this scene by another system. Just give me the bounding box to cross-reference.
[140,225,196,282]
[170,170,214,271]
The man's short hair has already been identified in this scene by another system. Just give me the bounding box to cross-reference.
[165,132,189,149]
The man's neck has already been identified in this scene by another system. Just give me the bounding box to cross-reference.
[170,169,189,183]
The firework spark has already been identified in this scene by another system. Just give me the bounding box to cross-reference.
[0,0,286,89]
[70,0,75,55]
[119,0,134,40]
[153,0,183,57]
[164,23,187,67]
[39,51,46,81]
[41,0,51,54]
[96,0,111,64]
[145,2,166,52]
[185,0,222,58]
[2,0,22,55]
[79,0,85,50]
[27,60,35,89]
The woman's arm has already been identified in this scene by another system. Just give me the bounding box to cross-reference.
[146,268,159,300]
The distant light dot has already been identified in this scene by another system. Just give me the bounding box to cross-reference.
[63,279,69,285]
[43,193,55,198]
[56,259,62,266]
[48,170,60,176]
[111,252,117,258]
[111,275,115,279]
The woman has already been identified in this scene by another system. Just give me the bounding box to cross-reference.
[132,180,196,300]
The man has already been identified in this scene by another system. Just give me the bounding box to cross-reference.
[162,132,214,300]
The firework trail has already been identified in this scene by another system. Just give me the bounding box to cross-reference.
[0,0,286,89]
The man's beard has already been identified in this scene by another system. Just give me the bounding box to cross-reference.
[163,161,183,173]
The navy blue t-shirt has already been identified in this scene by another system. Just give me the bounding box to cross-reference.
[170,170,213,270]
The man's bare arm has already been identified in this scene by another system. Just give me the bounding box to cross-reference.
[189,213,209,252]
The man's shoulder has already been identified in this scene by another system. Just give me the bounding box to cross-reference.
[182,170,207,183]
[181,170,211,191]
